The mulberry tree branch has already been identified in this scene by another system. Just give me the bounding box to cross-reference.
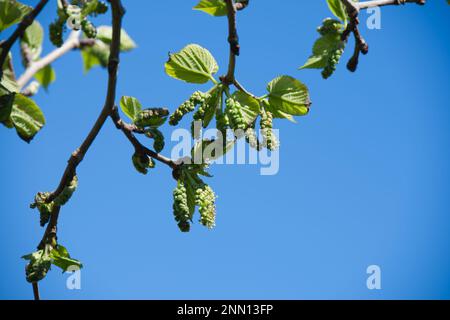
[222,0,239,85]
[110,107,178,170]
[17,31,95,90]
[0,0,50,79]
[31,0,125,300]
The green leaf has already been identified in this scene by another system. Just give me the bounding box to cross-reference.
[165,44,218,84]
[120,96,142,121]
[326,0,347,23]
[21,20,44,61]
[0,0,31,32]
[0,92,14,123]
[193,0,228,17]
[96,26,137,51]
[231,91,260,126]
[202,85,223,128]
[10,94,45,142]
[50,245,83,272]
[81,42,109,72]
[300,33,342,70]
[34,65,56,90]
[267,76,310,116]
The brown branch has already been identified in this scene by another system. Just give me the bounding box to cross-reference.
[357,0,425,10]
[222,0,239,85]
[31,0,125,299]
[341,0,425,72]
[110,107,177,170]
[44,1,125,204]
[0,0,50,79]
[32,282,40,300]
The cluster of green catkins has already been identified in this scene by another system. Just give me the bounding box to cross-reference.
[260,111,278,151]
[316,18,346,79]
[196,185,216,229]
[225,98,246,135]
[24,247,52,283]
[30,175,78,226]
[317,18,342,36]
[173,181,191,232]
[132,152,155,175]
[169,91,208,126]
[49,0,108,47]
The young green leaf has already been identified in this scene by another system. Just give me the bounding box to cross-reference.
[267,76,310,116]
[231,91,260,126]
[50,245,83,272]
[165,44,219,84]
[193,0,228,17]
[326,0,348,23]
[0,0,31,32]
[120,96,142,121]
[301,33,342,70]
[96,26,137,51]
[21,20,44,61]
[34,65,56,90]
[10,94,46,143]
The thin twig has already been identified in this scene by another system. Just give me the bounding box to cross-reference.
[357,0,425,10]
[32,282,40,300]
[43,0,125,204]
[110,107,177,169]
[0,0,50,79]
[222,0,239,85]
[17,31,95,90]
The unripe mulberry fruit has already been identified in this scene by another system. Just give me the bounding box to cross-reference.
[81,19,97,39]
[173,181,191,232]
[169,91,208,126]
[225,98,246,137]
[322,44,344,79]
[317,18,342,36]
[195,185,216,229]
[260,111,279,151]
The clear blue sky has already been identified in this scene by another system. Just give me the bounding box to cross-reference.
[1,0,449,299]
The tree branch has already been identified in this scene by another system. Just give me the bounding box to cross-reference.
[17,31,95,90]
[222,0,239,85]
[0,0,50,79]
[43,0,125,204]
[357,0,425,10]
[110,107,178,170]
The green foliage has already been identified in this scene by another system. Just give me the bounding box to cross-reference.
[260,110,278,151]
[21,20,44,61]
[326,0,348,24]
[173,181,191,232]
[30,192,54,227]
[193,0,228,17]
[81,26,136,72]
[23,244,82,282]
[145,128,165,153]
[169,91,206,126]
[34,65,56,90]
[120,96,142,121]
[172,164,217,232]
[301,17,347,79]
[266,75,310,116]
[54,175,78,206]
[134,108,169,129]
[132,152,155,175]
[8,93,45,143]
[165,44,218,84]
[0,0,31,32]
[23,246,52,283]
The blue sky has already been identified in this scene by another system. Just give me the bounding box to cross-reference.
[1,0,449,299]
